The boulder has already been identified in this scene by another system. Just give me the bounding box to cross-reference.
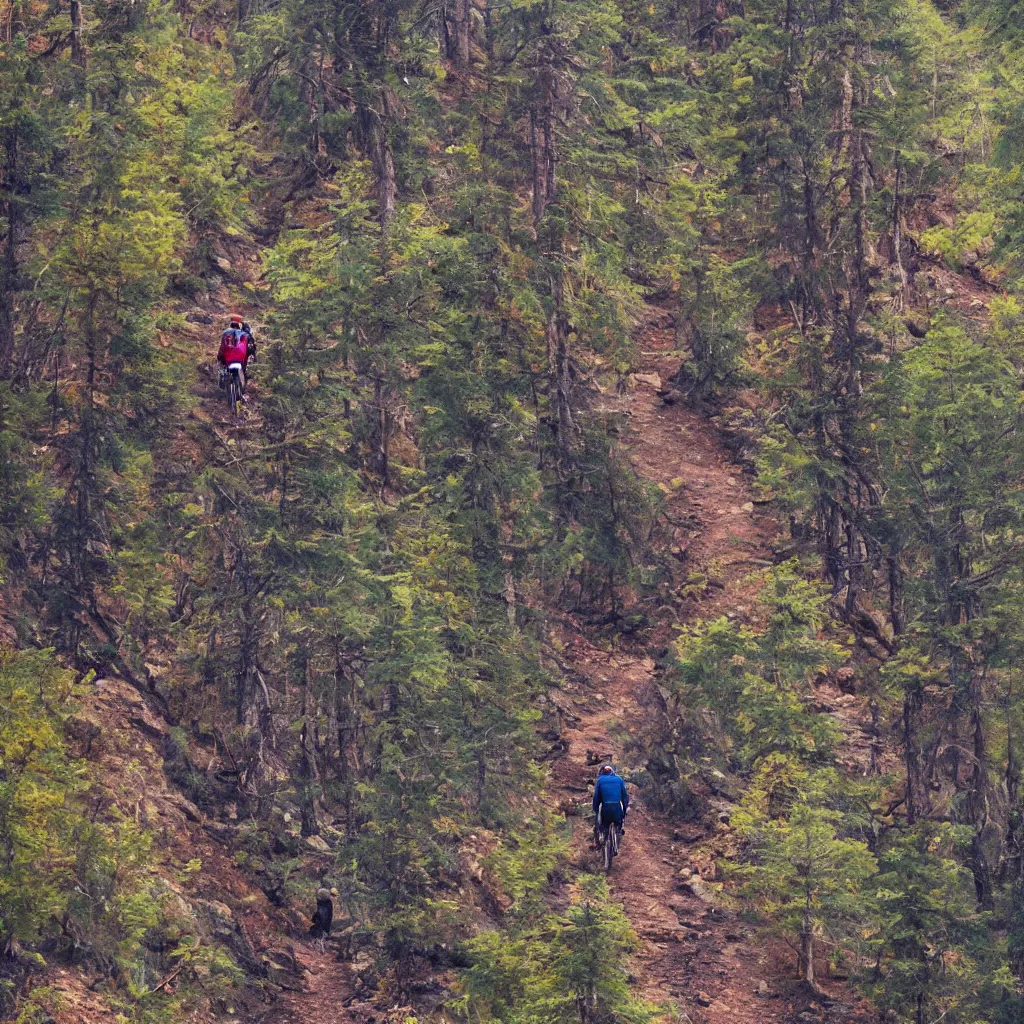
[175,796,203,823]
[679,875,717,904]
[65,714,102,754]
[305,834,331,853]
[836,666,857,694]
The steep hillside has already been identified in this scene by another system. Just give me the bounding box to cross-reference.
[546,314,873,1023]
[5,0,1024,1022]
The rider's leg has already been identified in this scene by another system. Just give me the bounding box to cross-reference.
[605,805,624,837]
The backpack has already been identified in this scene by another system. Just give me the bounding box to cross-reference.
[220,328,246,358]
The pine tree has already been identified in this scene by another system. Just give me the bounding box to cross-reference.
[869,825,989,1024]
[734,761,877,991]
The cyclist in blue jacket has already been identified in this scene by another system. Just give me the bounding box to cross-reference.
[593,764,629,847]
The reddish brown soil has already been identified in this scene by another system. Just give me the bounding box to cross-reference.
[550,316,786,1021]
[250,943,391,1024]
[547,313,877,1022]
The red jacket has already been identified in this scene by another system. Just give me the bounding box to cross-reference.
[218,329,250,366]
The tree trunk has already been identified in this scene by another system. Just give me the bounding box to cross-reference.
[966,660,994,909]
[869,698,882,776]
[903,688,921,825]
[370,116,396,227]
[333,652,356,838]
[543,107,556,208]
[482,0,493,59]
[799,913,817,990]
[892,156,908,310]
[299,53,325,162]
[236,603,258,726]
[297,721,321,836]
[70,0,85,66]
[888,549,905,636]
[1007,684,1022,884]
[373,375,391,491]
[844,516,860,616]
[0,122,18,376]
[455,0,471,65]
[530,107,546,224]
[547,271,573,474]
[68,294,99,660]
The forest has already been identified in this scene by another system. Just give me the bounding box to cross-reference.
[2,0,1024,1020]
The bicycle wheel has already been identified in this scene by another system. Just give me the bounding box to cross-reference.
[228,373,241,418]
[603,830,614,873]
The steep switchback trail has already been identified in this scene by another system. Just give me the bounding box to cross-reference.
[548,311,876,1023]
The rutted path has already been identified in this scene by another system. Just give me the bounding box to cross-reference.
[547,312,872,1022]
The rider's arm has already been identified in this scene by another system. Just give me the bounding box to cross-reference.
[592,781,601,814]
[620,780,629,813]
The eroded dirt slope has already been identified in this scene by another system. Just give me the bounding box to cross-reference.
[548,312,878,1023]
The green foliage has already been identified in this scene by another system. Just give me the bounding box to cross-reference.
[867,824,992,1024]
[0,650,84,950]
[642,562,845,811]
[7,0,1024,1019]
[873,318,1024,626]
[733,759,878,986]
[459,876,654,1024]
[919,212,997,268]
[0,650,232,1019]
[485,813,572,922]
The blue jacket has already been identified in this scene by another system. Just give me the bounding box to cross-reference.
[593,773,629,815]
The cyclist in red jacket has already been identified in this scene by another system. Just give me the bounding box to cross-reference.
[217,316,257,396]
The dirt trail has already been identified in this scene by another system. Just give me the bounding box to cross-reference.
[548,312,871,1022]
[243,311,874,1024]
[250,943,382,1024]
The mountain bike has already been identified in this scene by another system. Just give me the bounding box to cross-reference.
[597,816,621,873]
[224,362,244,418]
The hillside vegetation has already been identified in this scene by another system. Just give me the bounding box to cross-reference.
[3,0,1024,1021]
